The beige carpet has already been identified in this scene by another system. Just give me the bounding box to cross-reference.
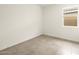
[0,35,79,55]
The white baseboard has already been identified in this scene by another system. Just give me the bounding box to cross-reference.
[43,33,79,43]
[0,33,42,51]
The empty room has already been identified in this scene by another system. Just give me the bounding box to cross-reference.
[0,4,79,55]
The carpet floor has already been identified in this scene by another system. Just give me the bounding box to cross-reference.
[0,35,79,55]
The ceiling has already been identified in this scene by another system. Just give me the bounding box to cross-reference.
[39,4,52,7]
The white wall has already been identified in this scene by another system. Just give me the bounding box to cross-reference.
[43,4,79,42]
[0,5,42,50]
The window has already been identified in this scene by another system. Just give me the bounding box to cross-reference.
[63,7,78,26]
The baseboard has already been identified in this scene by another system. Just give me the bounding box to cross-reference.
[43,34,79,44]
[0,33,42,51]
